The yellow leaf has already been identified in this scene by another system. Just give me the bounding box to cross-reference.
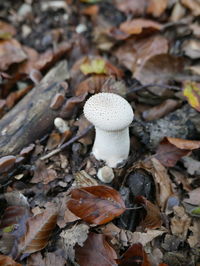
[183,82,200,112]
[80,58,106,75]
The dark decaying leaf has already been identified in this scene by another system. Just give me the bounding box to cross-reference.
[116,243,151,266]
[75,232,117,266]
[67,185,126,225]
[0,254,22,266]
[154,137,200,167]
[18,207,58,255]
[135,196,162,229]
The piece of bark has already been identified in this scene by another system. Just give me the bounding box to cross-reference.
[0,61,69,156]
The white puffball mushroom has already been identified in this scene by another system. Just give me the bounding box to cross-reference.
[97,166,114,183]
[83,93,134,168]
[54,117,69,133]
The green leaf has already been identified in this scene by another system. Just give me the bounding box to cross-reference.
[183,82,200,112]
[191,206,200,216]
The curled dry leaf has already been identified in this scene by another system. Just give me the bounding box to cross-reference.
[181,0,200,16]
[18,207,58,255]
[75,232,117,266]
[116,243,151,266]
[183,187,200,206]
[0,254,21,266]
[119,19,162,36]
[135,196,162,229]
[154,137,200,167]
[67,185,126,225]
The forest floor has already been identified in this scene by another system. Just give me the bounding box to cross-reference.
[0,0,200,265]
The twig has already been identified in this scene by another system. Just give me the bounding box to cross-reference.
[127,83,180,94]
[40,125,94,160]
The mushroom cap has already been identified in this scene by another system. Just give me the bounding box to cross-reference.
[84,93,134,131]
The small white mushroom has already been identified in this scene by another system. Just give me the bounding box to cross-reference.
[97,166,114,183]
[83,93,134,168]
[54,117,69,133]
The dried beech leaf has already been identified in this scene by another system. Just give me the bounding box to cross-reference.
[18,208,58,254]
[75,232,117,266]
[155,137,200,167]
[67,185,126,225]
[0,254,21,266]
[120,19,162,35]
[116,243,151,266]
[134,54,186,85]
[135,196,162,229]
[0,156,16,174]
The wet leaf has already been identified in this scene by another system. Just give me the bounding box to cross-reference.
[155,137,200,167]
[183,82,200,112]
[135,196,162,229]
[116,243,151,266]
[75,232,117,266]
[18,207,58,254]
[0,255,21,266]
[67,185,126,225]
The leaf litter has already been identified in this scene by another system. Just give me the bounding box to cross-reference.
[0,0,200,265]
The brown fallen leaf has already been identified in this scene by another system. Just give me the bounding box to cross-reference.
[18,207,58,254]
[75,232,117,266]
[135,196,162,229]
[134,54,186,85]
[114,35,168,73]
[116,243,151,266]
[137,159,174,210]
[119,18,162,36]
[181,0,200,16]
[142,99,181,121]
[147,0,169,17]
[0,39,27,71]
[31,161,58,185]
[67,185,126,225]
[154,137,200,167]
[182,39,200,59]
[0,254,21,266]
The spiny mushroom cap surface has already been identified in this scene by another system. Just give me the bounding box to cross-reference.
[84,93,134,131]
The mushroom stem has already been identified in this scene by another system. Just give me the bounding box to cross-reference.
[93,127,130,168]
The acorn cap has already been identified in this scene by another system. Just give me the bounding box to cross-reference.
[84,93,134,131]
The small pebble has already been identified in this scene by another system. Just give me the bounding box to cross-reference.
[76,24,87,34]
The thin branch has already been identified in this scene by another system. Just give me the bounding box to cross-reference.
[40,125,94,160]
